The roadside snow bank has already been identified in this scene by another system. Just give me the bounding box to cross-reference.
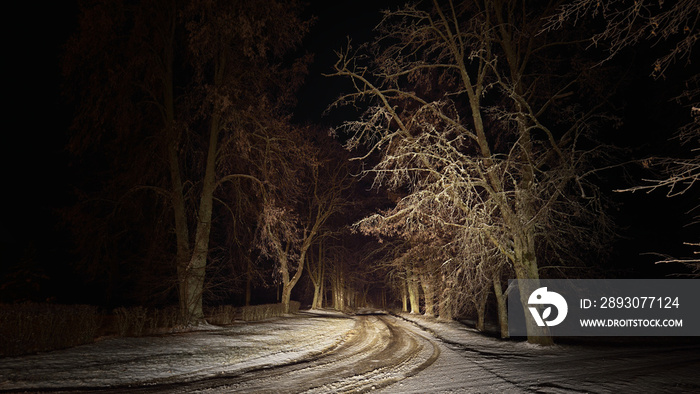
[394,312,563,356]
[393,312,700,393]
[0,310,355,391]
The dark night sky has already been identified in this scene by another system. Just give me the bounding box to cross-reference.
[3,1,79,300]
[3,1,696,304]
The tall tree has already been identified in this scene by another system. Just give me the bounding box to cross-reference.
[63,0,311,323]
[306,235,326,309]
[255,128,354,313]
[330,0,616,344]
[305,146,356,310]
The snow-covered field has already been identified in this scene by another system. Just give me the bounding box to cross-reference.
[0,310,355,391]
[1,310,698,393]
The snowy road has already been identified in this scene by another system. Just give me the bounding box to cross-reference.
[172,314,440,393]
[1,311,699,393]
[386,315,700,393]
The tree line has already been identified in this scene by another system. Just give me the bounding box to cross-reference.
[60,0,696,344]
[327,0,696,344]
[62,0,364,322]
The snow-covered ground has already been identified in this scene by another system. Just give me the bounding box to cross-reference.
[1,310,698,393]
[0,310,355,391]
[389,313,700,393]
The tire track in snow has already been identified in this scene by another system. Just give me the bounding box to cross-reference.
[189,314,440,393]
[90,314,440,393]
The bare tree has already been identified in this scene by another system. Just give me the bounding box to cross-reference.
[306,235,327,310]
[255,128,354,313]
[329,0,616,344]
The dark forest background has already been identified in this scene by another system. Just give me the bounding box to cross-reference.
[2,0,696,326]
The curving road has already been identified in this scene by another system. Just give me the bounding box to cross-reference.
[119,314,440,393]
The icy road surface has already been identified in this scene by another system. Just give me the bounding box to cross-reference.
[1,310,698,393]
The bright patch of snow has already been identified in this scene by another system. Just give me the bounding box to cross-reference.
[385,313,700,393]
[1,310,698,393]
[0,311,354,391]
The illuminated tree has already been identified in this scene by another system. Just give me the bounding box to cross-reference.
[306,148,356,310]
[330,0,616,344]
[254,129,354,313]
[306,236,326,309]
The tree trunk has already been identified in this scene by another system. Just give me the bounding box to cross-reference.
[439,290,454,321]
[338,270,344,310]
[420,274,435,317]
[281,284,293,313]
[475,290,488,332]
[401,278,408,312]
[312,278,324,309]
[333,273,340,310]
[442,299,455,321]
[333,266,345,311]
[182,109,221,323]
[438,274,456,322]
[317,265,325,309]
[281,231,313,313]
[309,240,324,309]
[311,281,322,309]
[280,255,301,314]
[310,274,322,308]
[348,288,355,309]
[493,274,509,339]
[407,269,421,314]
[513,233,553,345]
